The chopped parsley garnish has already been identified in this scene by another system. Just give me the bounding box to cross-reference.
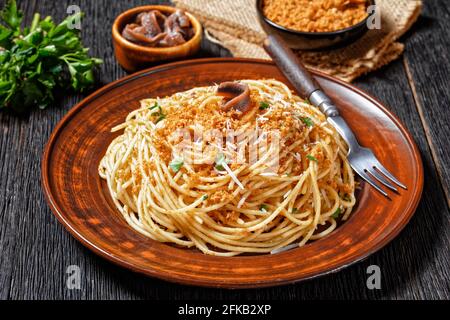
[150,102,166,123]
[291,208,298,214]
[202,195,208,201]
[299,117,314,127]
[155,114,166,123]
[304,98,311,105]
[214,153,227,171]
[150,102,160,109]
[332,208,341,219]
[306,154,318,163]
[259,204,268,212]
[169,158,183,173]
[259,101,270,110]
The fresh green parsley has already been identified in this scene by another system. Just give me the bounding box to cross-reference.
[214,153,227,171]
[0,0,102,112]
[259,204,268,212]
[306,154,318,163]
[169,158,183,173]
[149,101,160,110]
[202,195,208,201]
[332,207,341,219]
[150,103,166,123]
[299,117,314,127]
[155,114,166,123]
[259,101,270,110]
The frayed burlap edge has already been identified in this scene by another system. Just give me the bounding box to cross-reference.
[174,0,421,82]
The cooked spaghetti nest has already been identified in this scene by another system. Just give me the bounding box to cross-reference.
[99,79,356,256]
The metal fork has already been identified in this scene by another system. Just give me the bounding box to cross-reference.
[264,34,407,197]
[327,115,407,197]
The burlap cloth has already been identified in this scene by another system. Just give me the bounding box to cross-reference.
[173,0,422,82]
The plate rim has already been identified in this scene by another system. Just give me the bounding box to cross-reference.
[41,57,424,288]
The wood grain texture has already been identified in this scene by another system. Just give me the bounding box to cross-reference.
[355,60,450,300]
[0,0,449,299]
[402,0,450,206]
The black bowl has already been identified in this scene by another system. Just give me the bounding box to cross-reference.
[256,0,375,50]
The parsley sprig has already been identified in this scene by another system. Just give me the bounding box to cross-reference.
[332,207,341,219]
[306,154,318,163]
[0,0,102,112]
[259,101,270,110]
[169,158,183,173]
[214,153,228,171]
[299,116,314,127]
[150,102,166,123]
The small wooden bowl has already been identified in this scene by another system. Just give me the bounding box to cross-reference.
[112,5,202,72]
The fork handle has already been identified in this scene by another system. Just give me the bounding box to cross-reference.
[263,34,339,117]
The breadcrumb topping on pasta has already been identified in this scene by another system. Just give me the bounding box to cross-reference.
[98,79,356,256]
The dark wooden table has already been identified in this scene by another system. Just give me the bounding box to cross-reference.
[0,0,449,300]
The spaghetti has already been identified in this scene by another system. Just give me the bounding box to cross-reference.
[98,79,356,256]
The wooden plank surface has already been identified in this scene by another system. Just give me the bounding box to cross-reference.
[402,0,450,206]
[0,0,448,300]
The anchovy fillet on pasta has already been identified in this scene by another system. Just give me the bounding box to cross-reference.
[98,79,356,256]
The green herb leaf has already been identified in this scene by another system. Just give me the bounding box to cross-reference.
[299,117,314,127]
[332,207,341,219]
[306,154,318,163]
[155,114,166,123]
[0,25,12,44]
[215,153,227,171]
[0,0,23,30]
[149,102,166,123]
[39,16,54,32]
[150,101,160,110]
[259,204,268,212]
[0,1,102,112]
[202,195,208,201]
[38,45,57,56]
[169,158,184,173]
[259,101,270,110]
[291,208,298,214]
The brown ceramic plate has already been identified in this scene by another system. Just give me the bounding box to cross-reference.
[42,58,423,288]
